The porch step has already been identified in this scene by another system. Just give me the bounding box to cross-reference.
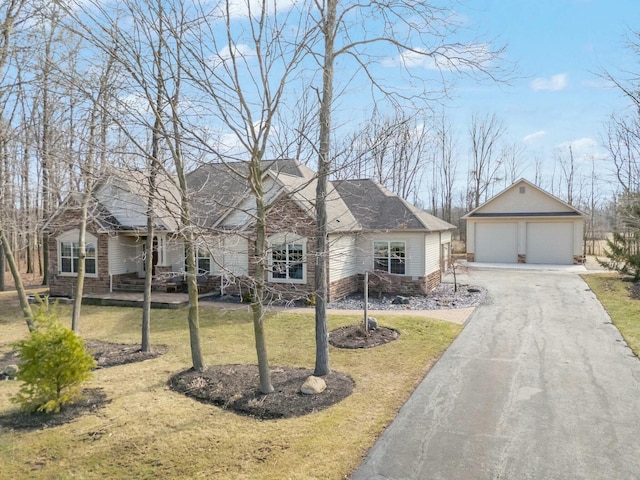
[113,284,146,293]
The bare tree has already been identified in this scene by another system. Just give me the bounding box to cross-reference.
[557,145,577,205]
[332,109,430,201]
[606,113,640,194]
[63,0,206,368]
[180,0,317,392]
[0,0,33,323]
[313,1,507,375]
[71,52,116,332]
[500,142,526,186]
[467,113,505,209]
[434,110,457,223]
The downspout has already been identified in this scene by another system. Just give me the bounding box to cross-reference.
[220,236,225,296]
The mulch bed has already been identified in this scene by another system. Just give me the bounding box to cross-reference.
[168,365,354,419]
[86,340,168,368]
[329,325,399,349]
[0,388,110,431]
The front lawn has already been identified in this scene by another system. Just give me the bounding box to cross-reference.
[583,273,640,356]
[0,297,462,479]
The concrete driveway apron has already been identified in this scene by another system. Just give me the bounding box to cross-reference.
[352,267,640,480]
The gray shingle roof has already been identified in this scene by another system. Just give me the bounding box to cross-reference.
[83,159,452,235]
[333,179,455,232]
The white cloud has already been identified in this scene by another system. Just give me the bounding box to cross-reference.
[523,130,546,143]
[558,137,598,150]
[210,43,256,68]
[531,74,568,91]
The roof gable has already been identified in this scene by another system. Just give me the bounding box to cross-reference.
[463,179,584,218]
[93,170,182,231]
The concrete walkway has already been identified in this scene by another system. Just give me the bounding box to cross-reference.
[352,266,640,480]
[274,305,475,326]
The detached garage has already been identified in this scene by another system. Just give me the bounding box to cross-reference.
[463,179,584,265]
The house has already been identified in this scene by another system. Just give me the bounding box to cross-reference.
[45,159,455,301]
[463,179,585,265]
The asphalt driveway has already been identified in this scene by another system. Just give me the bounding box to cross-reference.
[352,267,640,480]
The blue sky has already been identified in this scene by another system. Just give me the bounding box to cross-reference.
[447,0,638,185]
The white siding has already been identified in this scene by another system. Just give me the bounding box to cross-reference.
[166,238,185,272]
[328,234,357,281]
[108,236,139,275]
[356,232,426,276]
[209,234,249,276]
[476,181,575,215]
[424,233,441,275]
[440,230,452,245]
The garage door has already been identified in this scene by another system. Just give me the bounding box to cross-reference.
[475,223,518,263]
[526,222,573,264]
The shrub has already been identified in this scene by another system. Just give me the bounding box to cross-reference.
[12,298,96,414]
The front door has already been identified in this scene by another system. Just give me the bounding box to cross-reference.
[142,237,159,276]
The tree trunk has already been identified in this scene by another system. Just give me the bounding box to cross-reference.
[141,204,155,353]
[249,158,274,394]
[172,95,205,371]
[71,216,87,332]
[184,235,205,371]
[0,239,4,291]
[314,0,336,377]
[1,228,34,331]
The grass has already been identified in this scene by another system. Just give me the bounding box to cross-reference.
[0,295,462,479]
[583,273,640,356]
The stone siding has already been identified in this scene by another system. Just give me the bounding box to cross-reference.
[517,254,526,263]
[466,253,475,262]
[359,270,442,297]
[328,275,360,302]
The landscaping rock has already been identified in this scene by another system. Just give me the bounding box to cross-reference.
[467,287,481,293]
[327,283,487,311]
[366,317,378,330]
[392,295,410,305]
[1,364,18,380]
[300,375,326,395]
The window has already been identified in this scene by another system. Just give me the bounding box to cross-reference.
[196,247,211,275]
[59,241,97,275]
[269,240,305,283]
[373,241,405,274]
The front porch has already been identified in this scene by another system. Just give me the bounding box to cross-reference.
[81,290,216,309]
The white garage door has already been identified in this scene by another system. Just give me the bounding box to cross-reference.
[475,223,518,263]
[526,222,573,264]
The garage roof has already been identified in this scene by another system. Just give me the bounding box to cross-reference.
[462,178,585,219]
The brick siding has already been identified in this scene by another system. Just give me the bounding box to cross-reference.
[47,208,111,297]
